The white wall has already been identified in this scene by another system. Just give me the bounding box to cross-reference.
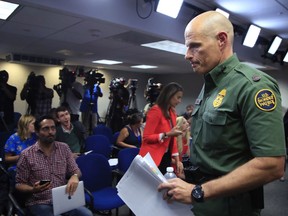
[0,61,152,119]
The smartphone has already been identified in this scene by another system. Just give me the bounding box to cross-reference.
[39,180,51,185]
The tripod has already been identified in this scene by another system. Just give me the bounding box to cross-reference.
[105,87,129,133]
[127,87,137,110]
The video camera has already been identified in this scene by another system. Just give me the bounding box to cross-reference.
[53,67,76,96]
[84,70,105,86]
[109,77,126,92]
[128,79,138,94]
[145,78,162,104]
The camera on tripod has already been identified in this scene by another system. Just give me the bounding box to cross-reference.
[145,78,162,104]
[109,77,126,92]
[129,79,138,93]
[84,70,105,86]
[53,67,76,96]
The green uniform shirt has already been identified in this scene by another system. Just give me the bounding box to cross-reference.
[190,54,286,216]
[191,54,286,175]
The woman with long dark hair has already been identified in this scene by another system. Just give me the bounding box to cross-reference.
[139,82,184,175]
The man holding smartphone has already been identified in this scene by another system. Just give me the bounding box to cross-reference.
[15,115,92,216]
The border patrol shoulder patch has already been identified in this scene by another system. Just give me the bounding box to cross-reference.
[254,89,276,111]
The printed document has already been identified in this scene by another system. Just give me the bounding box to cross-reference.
[116,153,193,216]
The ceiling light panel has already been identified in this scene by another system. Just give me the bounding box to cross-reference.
[243,25,261,48]
[156,0,183,18]
[0,1,19,20]
[141,40,186,55]
[267,36,282,55]
[92,60,122,65]
[131,65,158,69]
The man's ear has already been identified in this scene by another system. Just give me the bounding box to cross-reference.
[217,32,227,49]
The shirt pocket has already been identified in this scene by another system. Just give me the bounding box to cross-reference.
[53,159,67,177]
[202,110,227,148]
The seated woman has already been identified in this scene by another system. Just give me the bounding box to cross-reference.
[116,111,144,149]
[4,114,37,172]
[176,116,190,160]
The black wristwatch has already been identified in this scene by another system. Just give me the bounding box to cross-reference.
[191,184,204,202]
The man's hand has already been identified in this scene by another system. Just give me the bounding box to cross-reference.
[66,174,79,196]
[33,181,51,193]
[158,178,194,204]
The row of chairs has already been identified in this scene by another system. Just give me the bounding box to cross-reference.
[76,149,139,215]
[83,125,140,215]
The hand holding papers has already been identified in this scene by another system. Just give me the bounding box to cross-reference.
[116,153,193,216]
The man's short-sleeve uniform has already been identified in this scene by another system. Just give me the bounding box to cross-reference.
[191,54,286,175]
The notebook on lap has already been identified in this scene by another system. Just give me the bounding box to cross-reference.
[52,181,85,215]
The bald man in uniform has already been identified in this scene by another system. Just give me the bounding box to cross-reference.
[158,11,286,216]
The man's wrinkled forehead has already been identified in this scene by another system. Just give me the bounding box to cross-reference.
[40,119,55,128]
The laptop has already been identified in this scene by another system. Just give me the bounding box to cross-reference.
[52,181,85,215]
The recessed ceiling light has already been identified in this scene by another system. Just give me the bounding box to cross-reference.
[156,0,183,19]
[0,1,19,20]
[141,40,186,55]
[92,60,122,65]
[243,25,261,48]
[267,36,282,55]
[131,65,158,69]
[283,52,288,63]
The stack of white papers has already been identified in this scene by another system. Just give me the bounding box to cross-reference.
[116,153,193,216]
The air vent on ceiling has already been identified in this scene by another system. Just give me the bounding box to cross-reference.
[6,53,65,66]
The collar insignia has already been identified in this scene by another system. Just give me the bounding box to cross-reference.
[195,98,202,105]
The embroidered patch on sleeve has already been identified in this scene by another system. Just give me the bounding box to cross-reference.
[254,89,276,111]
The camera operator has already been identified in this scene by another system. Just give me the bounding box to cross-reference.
[80,70,104,134]
[21,74,53,118]
[0,70,17,131]
[54,68,84,122]
[106,77,130,133]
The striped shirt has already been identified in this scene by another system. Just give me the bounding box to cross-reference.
[16,141,79,206]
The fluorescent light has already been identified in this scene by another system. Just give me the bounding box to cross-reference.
[215,8,230,18]
[243,25,261,48]
[0,1,19,20]
[267,36,282,55]
[131,65,158,69]
[284,52,288,63]
[156,0,183,18]
[141,40,186,55]
[92,59,122,65]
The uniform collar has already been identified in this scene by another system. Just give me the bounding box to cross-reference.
[204,54,240,86]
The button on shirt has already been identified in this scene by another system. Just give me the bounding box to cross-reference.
[191,54,286,175]
[16,141,79,206]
